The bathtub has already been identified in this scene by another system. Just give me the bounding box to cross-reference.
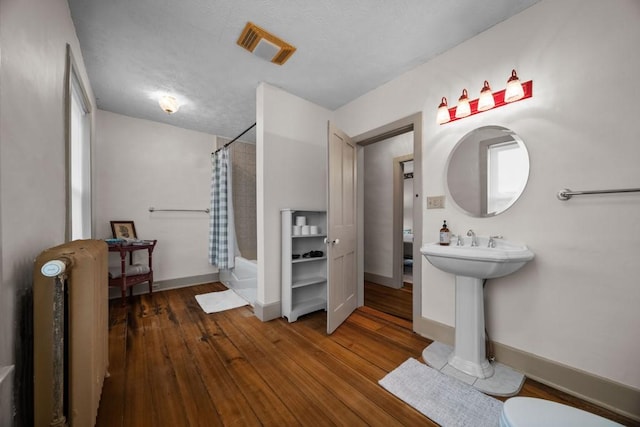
[219,256,256,306]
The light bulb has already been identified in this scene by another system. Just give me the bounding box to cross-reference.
[436,97,450,124]
[455,89,471,118]
[477,80,495,111]
[159,95,180,114]
[504,70,525,103]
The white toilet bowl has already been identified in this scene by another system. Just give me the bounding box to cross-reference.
[499,397,622,427]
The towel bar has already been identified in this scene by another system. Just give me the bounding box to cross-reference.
[557,187,640,201]
[149,207,210,213]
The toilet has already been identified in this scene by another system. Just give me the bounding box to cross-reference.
[500,397,623,427]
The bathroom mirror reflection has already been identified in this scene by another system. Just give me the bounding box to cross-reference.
[446,125,529,217]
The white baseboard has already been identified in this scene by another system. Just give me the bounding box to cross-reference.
[414,316,640,422]
[364,272,402,289]
[108,273,219,299]
[0,365,14,427]
[254,300,281,321]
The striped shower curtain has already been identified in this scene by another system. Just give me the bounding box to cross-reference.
[209,147,235,269]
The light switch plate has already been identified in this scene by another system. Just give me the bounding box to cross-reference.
[427,195,445,209]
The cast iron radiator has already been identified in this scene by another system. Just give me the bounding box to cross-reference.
[33,240,109,426]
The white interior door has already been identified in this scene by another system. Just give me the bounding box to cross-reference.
[327,122,358,334]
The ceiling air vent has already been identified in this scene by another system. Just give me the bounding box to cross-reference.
[237,22,296,65]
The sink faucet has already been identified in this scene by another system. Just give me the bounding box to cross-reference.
[488,235,503,248]
[467,229,478,247]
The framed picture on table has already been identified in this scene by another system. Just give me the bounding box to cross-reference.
[110,221,137,239]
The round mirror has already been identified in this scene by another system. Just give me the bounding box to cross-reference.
[446,125,529,217]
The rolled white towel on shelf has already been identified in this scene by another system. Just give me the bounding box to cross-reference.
[109,263,150,279]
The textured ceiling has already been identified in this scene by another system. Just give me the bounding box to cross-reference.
[68,0,540,142]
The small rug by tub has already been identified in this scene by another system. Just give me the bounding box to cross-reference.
[379,358,503,427]
[195,290,248,314]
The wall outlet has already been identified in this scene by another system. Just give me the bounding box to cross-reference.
[427,195,445,209]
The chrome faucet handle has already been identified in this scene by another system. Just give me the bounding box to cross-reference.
[467,229,478,246]
[487,235,503,248]
[456,235,464,246]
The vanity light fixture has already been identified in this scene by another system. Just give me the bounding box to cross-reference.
[477,80,495,111]
[159,95,180,114]
[436,97,451,124]
[436,69,532,125]
[455,89,471,118]
[504,69,525,102]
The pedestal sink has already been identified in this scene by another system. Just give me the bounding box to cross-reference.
[420,236,534,395]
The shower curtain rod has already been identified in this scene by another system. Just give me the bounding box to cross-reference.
[212,122,256,155]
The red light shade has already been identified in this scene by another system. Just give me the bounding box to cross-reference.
[455,89,471,118]
[436,97,451,124]
[505,69,525,103]
[477,80,495,111]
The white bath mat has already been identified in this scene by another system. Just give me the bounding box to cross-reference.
[379,357,503,427]
[195,290,248,314]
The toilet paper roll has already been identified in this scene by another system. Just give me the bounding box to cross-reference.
[295,216,307,226]
[293,225,302,236]
[301,225,311,235]
[310,225,319,235]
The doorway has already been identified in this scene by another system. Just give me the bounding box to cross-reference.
[354,113,423,326]
[402,159,414,285]
[361,134,413,320]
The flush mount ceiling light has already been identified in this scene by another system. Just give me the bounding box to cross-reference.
[159,95,180,114]
[237,22,296,65]
[436,97,451,124]
[455,89,471,119]
[477,80,495,111]
[436,69,533,125]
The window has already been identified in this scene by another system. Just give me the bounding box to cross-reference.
[487,141,528,214]
[67,45,92,240]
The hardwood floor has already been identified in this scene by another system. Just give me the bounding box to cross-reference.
[97,283,636,426]
[364,281,412,321]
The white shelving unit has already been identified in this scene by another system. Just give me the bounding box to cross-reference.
[281,209,327,322]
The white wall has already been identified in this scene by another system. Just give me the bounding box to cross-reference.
[0,0,95,423]
[257,83,333,312]
[95,110,218,282]
[335,0,640,391]
[363,133,413,278]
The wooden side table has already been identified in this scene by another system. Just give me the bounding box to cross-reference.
[108,240,157,305]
